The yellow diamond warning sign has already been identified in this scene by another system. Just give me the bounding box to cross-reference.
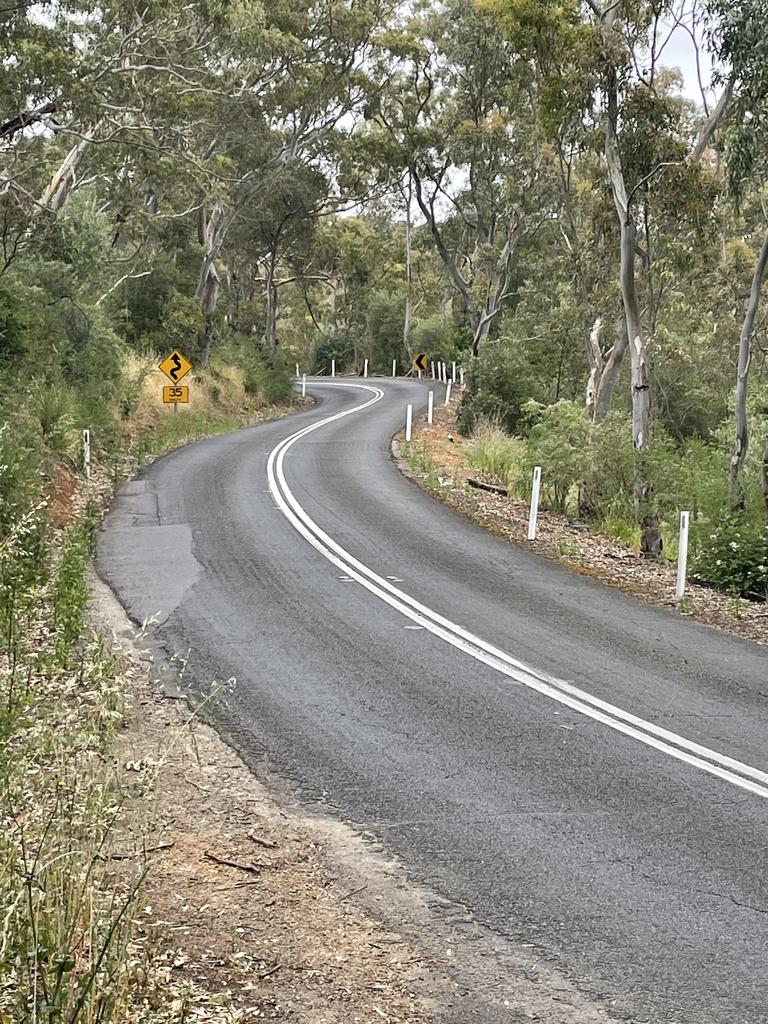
[159,350,192,384]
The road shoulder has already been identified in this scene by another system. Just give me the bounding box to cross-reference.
[394,399,768,650]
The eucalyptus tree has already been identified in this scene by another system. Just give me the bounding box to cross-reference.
[706,0,768,510]
[370,0,543,356]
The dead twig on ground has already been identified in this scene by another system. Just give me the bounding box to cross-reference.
[204,851,262,875]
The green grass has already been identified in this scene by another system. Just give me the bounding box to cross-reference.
[466,418,526,493]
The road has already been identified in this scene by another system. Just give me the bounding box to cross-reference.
[98,378,768,1023]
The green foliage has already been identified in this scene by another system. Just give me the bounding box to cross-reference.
[51,507,98,662]
[243,361,292,404]
[309,326,355,374]
[524,400,591,512]
[458,344,545,435]
[693,513,768,600]
[0,500,139,1024]
[33,381,76,456]
[413,314,470,365]
[365,289,405,369]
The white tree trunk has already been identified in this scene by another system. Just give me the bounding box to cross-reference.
[403,174,414,358]
[585,317,603,421]
[594,321,628,423]
[730,226,768,508]
[603,67,659,555]
[40,136,93,211]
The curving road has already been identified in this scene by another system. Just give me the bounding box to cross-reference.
[98,378,768,1024]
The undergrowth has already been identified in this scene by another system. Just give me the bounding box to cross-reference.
[0,352,300,1022]
[0,504,145,1022]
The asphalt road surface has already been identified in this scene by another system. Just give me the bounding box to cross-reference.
[98,378,768,1023]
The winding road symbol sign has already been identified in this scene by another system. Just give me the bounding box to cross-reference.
[159,349,192,384]
[412,353,428,373]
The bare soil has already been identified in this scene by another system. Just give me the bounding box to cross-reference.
[398,398,768,650]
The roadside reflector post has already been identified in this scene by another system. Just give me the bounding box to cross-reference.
[441,361,447,383]
[302,373,306,398]
[82,428,91,480]
[445,381,452,406]
[392,359,397,378]
[364,358,369,378]
[405,404,413,442]
[331,359,336,378]
[676,511,690,601]
[428,390,434,425]
[418,369,422,380]
[460,367,465,388]
[452,361,456,382]
[528,466,542,541]
[295,362,300,378]
[431,361,436,380]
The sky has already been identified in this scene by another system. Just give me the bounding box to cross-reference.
[658,14,721,110]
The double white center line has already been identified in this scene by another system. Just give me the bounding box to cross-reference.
[267,382,768,800]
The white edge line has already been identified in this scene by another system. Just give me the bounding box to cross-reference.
[267,382,768,801]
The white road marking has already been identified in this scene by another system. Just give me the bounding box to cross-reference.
[267,382,768,800]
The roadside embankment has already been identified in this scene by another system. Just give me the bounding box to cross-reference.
[396,396,768,649]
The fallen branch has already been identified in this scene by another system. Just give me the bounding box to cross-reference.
[341,883,368,901]
[204,851,262,875]
[104,841,175,861]
[247,832,278,850]
[467,477,508,497]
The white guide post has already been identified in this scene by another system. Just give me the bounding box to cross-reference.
[331,359,336,378]
[418,369,422,380]
[445,381,452,406]
[460,367,465,388]
[428,390,434,425]
[431,361,436,380]
[528,466,542,541]
[405,404,413,442]
[364,358,369,378]
[676,511,690,601]
[452,361,456,382]
[392,359,397,378]
[82,428,91,480]
[302,374,307,398]
[295,362,300,378]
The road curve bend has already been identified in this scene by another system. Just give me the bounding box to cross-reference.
[98,378,768,1024]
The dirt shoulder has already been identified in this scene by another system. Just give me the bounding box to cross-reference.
[396,398,768,650]
[91,573,431,1023]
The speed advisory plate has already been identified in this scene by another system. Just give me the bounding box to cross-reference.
[163,386,189,404]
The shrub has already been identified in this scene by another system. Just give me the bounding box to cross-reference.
[693,512,768,600]
[523,400,591,513]
[457,343,544,435]
[309,326,355,375]
[365,290,405,370]
[243,362,292,405]
[412,314,468,366]
[34,381,76,456]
